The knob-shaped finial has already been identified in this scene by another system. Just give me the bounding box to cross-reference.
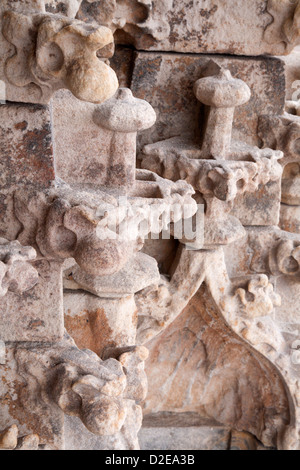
[194,61,251,160]
[94,88,157,133]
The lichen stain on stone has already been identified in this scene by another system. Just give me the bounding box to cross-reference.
[14,125,55,186]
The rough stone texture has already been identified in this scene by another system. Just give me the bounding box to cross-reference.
[130,52,285,150]
[64,292,138,357]
[77,0,300,56]
[0,103,54,191]
[0,103,54,242]
[1,0,300,454]
[139,426,230,451]
[0,260,63,342]
[0,239,38,297]
[142,284,290,448]
[0,344,64,450]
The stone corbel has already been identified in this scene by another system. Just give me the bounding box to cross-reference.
[1,4,119,103]
[141,146,282,247]
[13,169,196,278]
[0,238,38,297]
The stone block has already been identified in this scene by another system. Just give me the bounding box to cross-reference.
[139,425,230,451]
[0,260,64,342]
[78,0,300,57]
[64,292,137,357]
[130,52,285,150]
[0,103,54,190]
[0,344,63,450]
[0,102,55,241]
[232,180,282,227]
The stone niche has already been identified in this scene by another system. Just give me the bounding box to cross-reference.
[0,0,300,453]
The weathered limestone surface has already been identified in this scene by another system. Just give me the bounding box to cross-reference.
[142,285,290,448]
[77,0,300,56]
[130,52,285,150]
[64,292,138,357]
[1,0,300,454]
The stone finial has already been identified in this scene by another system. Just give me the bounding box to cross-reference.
[0,239,38,297]
[194,61,251,159]
[94,88,157,133]
[93,88,156,190]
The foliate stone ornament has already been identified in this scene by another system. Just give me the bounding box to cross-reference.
[265,0,300,54]
[13,170,196,277]
[0,238,38,297]
[47,337,148,440]
[0,2,119,103]
[235,275,281,318]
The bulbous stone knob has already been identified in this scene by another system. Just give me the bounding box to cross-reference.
[194,68,251,109]
[194,61,251,160]
[92,88,157,190]
[94,88,157,133]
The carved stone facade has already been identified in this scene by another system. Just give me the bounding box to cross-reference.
[0,0,299,452]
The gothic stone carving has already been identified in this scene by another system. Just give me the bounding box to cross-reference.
[0,0,119,104]
[1,0,300,453]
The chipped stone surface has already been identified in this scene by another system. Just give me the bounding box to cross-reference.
[78,0,300,56]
